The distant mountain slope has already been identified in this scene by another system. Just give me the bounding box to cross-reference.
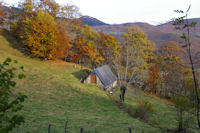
[157,18,200,38]
[79,16,109,26]
[92,18,200,50]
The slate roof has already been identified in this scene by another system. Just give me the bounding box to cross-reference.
[91,65,117,87]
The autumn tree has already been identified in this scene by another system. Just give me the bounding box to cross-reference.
[71,25,104,68]
[11,0,72,60]
[60,4,82,46]
[158,41,185,57]
[156,41,186,97]
[10,0,104,64]
[113,26,155,107]
[60,4,81,19]
[38,0,59,17]
[96,32,119,65]
[156,40,196,131]
[11,0,35,40]
[54,20,70,59]
[183,68,195,93]
[146,65,161,93]
[20,9,58,59]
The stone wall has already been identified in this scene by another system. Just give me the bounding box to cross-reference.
[105,80,117,90]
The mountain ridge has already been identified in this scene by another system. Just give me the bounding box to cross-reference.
[79,16,109,26]
[79,15,200,50]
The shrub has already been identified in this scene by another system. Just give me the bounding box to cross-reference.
[0,58,27,133]
[134,99,156,121]
[172,92,194,132]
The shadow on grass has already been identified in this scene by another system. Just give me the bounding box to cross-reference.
[0,29,30,56]
[72,69,91,82]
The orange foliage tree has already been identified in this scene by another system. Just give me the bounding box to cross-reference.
[39,0,60,17]
[21,9,58,59]
[96,32,119,65]
[55,20,69,59]
[157,41,186,96]
[146,65,161,92]
[71,25,104,68]
[11,0,70,60]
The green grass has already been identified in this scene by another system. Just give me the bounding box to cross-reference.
[0,30,198,133]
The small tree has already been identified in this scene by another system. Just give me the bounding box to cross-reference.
[172,93,193,132]
[113,26,155,107]
[146,65,161,93]
[0,58,26,133]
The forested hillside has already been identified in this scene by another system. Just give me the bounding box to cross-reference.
[1,0,200,133]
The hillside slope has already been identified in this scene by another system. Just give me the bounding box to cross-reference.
[92,18,200,50]
[0,30,198,133]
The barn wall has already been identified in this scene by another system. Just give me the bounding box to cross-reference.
[96,76,104,87]
[105,80,117,90]
[84,75,91,84]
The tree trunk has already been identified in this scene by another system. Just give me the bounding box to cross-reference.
[185,15,200,129]
[178,109,183,131]
[120,86,127,108]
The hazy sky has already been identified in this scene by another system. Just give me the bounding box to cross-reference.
[3,0,200,25]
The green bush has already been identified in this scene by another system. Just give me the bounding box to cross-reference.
[172,93,194,132]
[0,58,27,133]
[134,99,156,121]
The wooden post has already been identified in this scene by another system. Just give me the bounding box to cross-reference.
[129,128,132,133]
[48,124,51,133]
[64,121,67,133]
[80,128,83,133]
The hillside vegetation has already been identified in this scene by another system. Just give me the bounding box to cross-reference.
[0,31,198,133]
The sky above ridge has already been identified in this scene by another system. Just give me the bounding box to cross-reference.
[3,0,200,25]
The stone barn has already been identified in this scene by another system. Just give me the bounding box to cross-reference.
[84,65,117,90]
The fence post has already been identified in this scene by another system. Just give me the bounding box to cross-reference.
[80,128,83,133]
[48,124,51,133]
[64,121,67,133]
[129,128,132,133]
